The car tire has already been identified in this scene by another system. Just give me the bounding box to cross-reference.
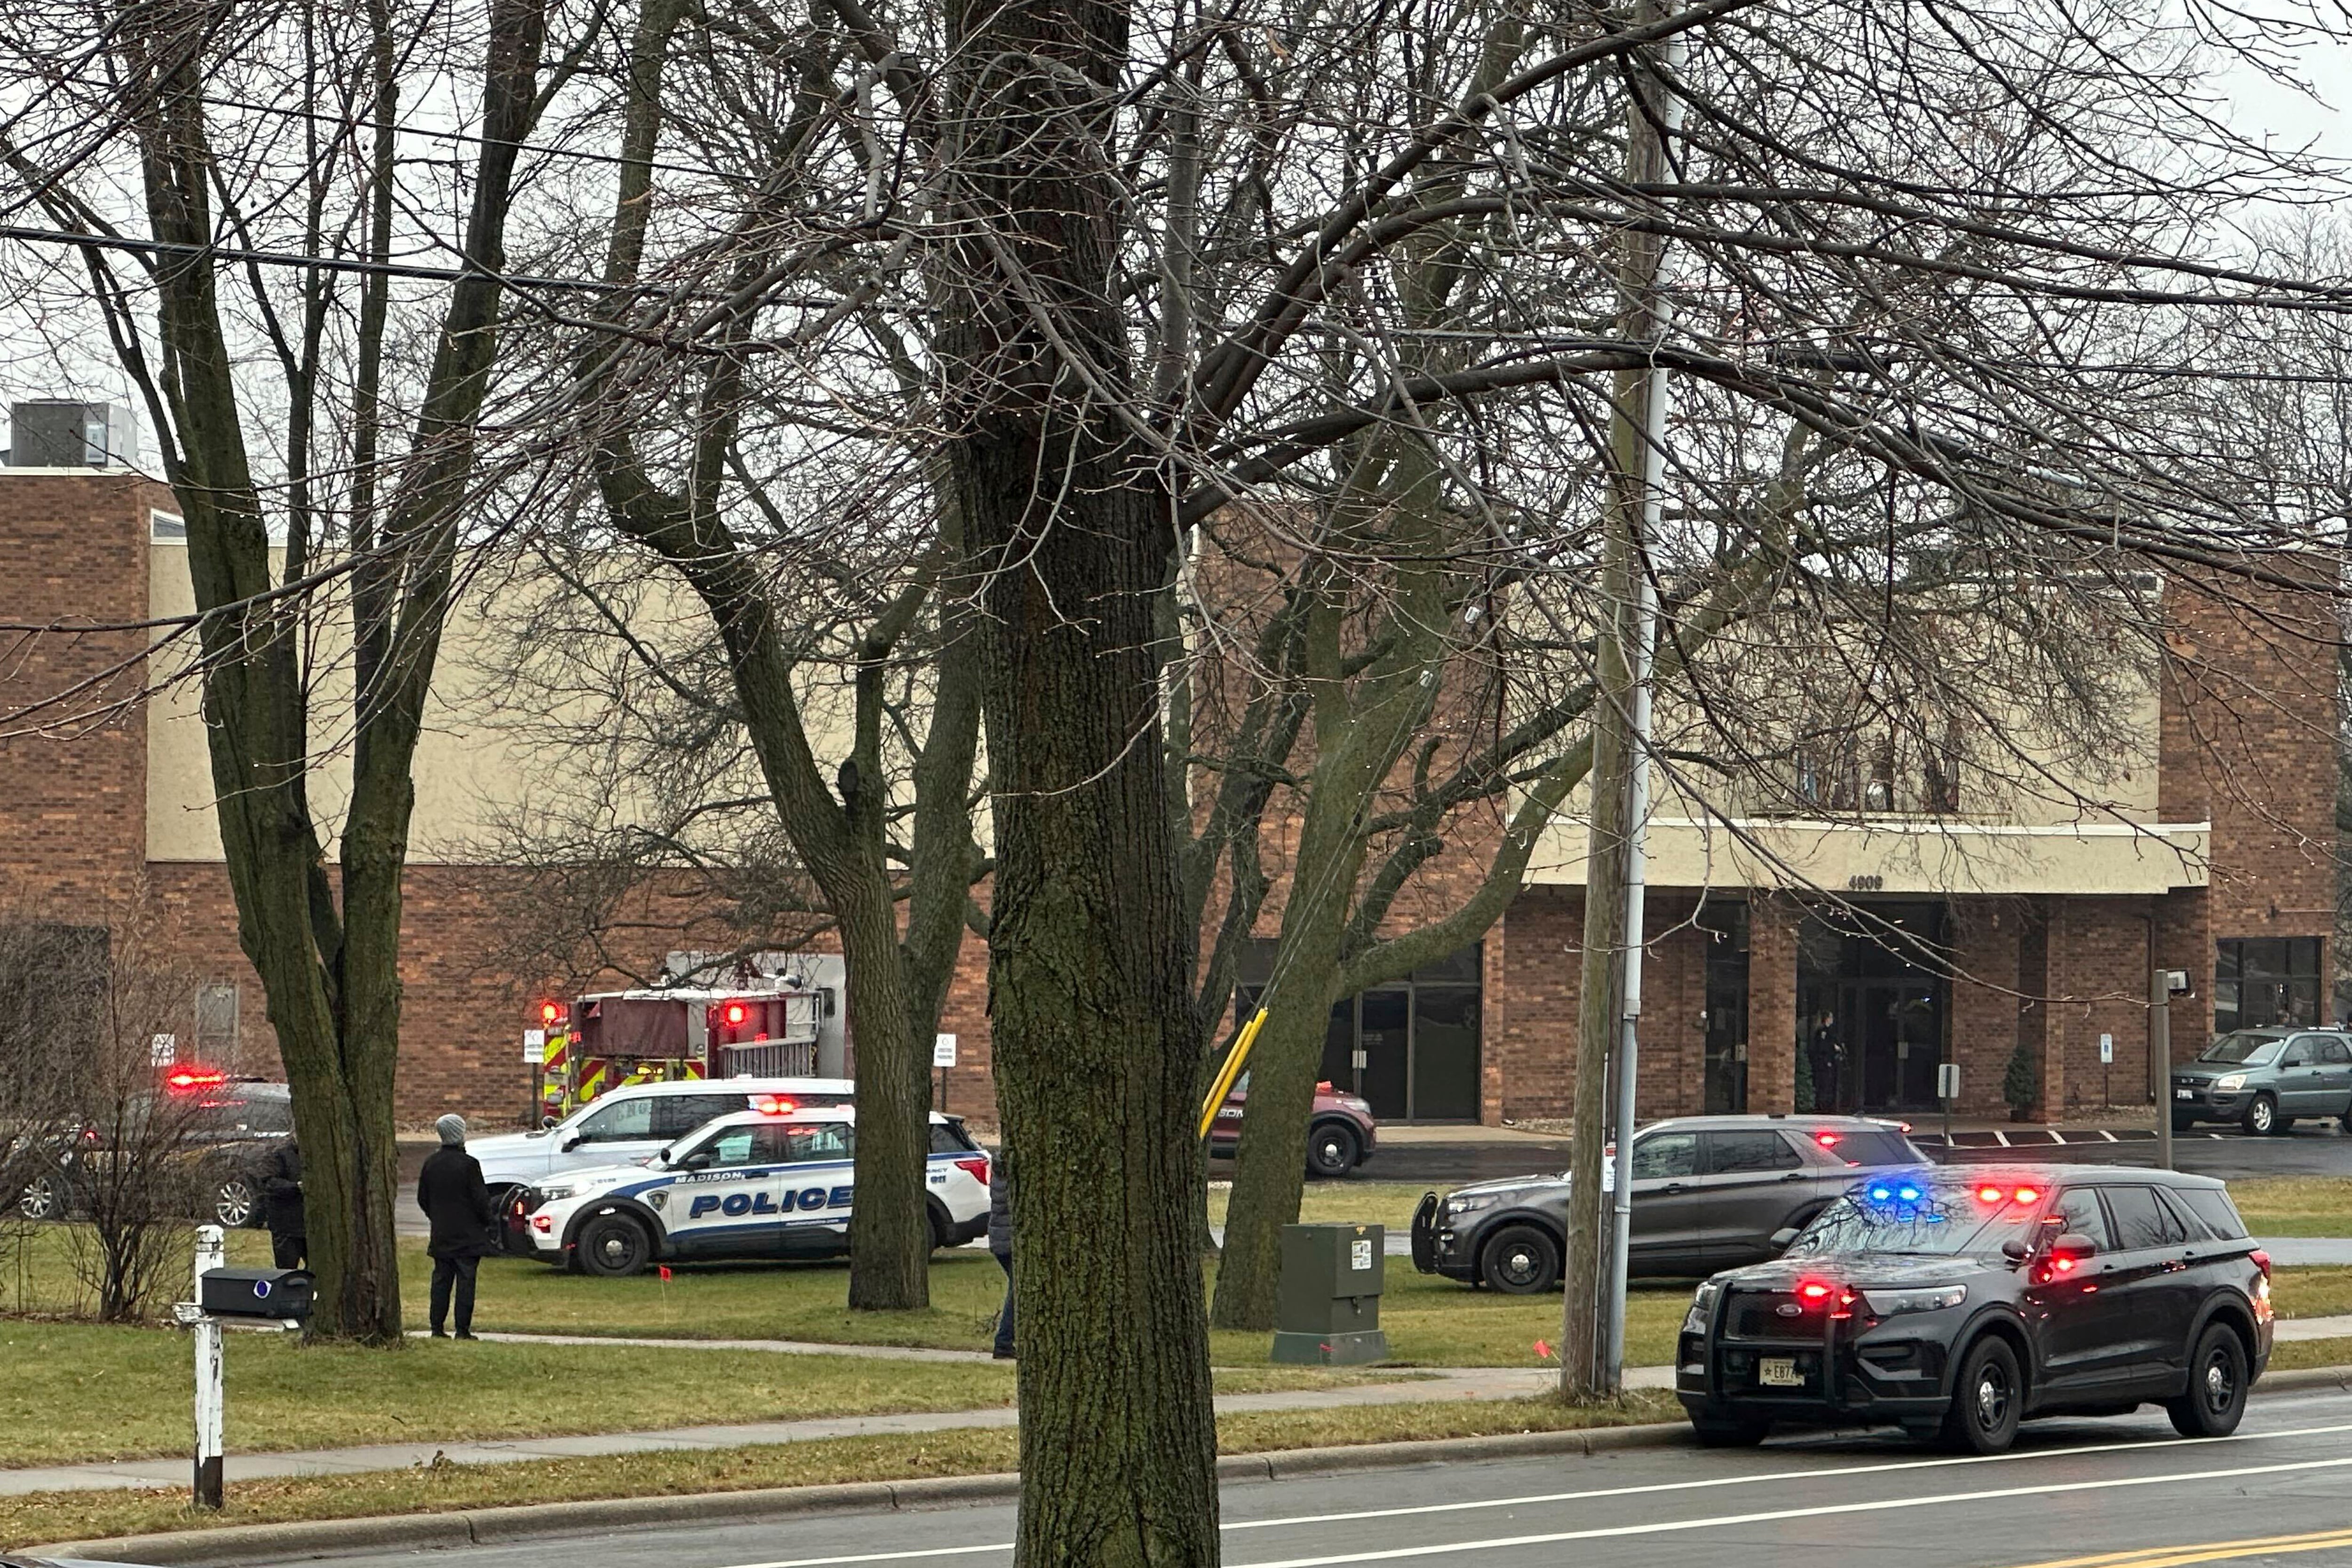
[927,1200,956,1252]
[214,1177,258,1229]
[1478,1223,1561,1295]
[2340,1106,2352,1135]
[575,1212,654,1278]
[2167,1323,2250,1438]
[16,1173,64,1223]
[2243,1094,2278,1137]
[1940,1335,2024,1455]
[2172,1115,2194,1134]
[1689,1415,1770,1447]
[1305,1122,1360,1180]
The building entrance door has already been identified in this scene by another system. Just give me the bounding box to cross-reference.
[1846,981,1942,1112]
[1701,905,1750,1114]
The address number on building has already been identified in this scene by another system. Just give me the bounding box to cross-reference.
[1847,874,1884,892]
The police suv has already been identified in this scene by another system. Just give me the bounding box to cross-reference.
[514,1106,991,1276]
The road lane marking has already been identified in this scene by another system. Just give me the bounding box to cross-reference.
[1226,1453,2352,1568]
[712,1417,2352,1568]
[2003,1528,2352,1568]
[1219,1417,2352,1533]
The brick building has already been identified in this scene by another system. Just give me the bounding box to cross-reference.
[1,450,2339,1128]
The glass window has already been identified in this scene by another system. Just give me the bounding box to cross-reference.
[1630,1131,1698,1180]
[2050,1188,2113,1250]
[2282,1039,2315,1067]
[2174,1187,2249,1240]
[1789,1181,2039,1258]
[779,1122,854,1162]
[2104,1186,2184,1250]
[2322,1040,2352,1067]
[574,1096,656,1143]
[1704,1130,1801,1174]
[2215,938,2323,1031]
[651,1094,743,1139]
[693,1124,787,1168]
[931,1120,977,1154]
[2197,1032,2286,1067]
[1828,1129,1925,1167]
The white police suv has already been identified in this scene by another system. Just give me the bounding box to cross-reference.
[513,1106,991,1276]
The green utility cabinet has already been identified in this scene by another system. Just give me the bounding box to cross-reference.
[1271,1222,1389,1365]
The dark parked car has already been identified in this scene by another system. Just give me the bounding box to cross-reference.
[2171,1027,2352,1135]
[1207,1074,1378,1179]
[1676,1165,2271,1453]
[12,1079,293,1228]
[1410,1114,1926,1293]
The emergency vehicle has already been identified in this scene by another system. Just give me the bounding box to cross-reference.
[514,1105,991,1276]
[532,965,835,1124]
[469,1077,855,1209]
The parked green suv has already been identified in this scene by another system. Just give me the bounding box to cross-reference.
[2171,1028,2352,1135]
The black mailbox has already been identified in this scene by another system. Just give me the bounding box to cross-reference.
[199,1266,314,1321]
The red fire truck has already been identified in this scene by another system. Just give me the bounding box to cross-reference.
[530,972,833,1122]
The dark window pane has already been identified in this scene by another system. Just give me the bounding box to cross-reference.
[1358,990,1410,1119]
[2175,1188,2248,1240]
[2154,1186,2216,1242]
[652,1094,740,1138]
[1411,987,1481,1120]
[576,1096,655,1142]
[1410,944,1482,986]
[2104,1186,2179,1250]
[2051,1188,2113,1249]
[1831,1130,1922,1167]
[1704,1130,1800,1173]
[930,1120,977,1153]
[1630,1131,1698,1179]
[779,1122,852,1162]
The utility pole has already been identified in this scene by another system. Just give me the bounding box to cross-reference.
[2151,966,2174,1172]
[1563,4,1685,1401]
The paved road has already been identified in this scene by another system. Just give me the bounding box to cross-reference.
[317,1387,2352,1568]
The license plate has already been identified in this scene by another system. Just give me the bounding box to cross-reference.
[1759,1357,1802,1388]
[2176,1089,2194,1100]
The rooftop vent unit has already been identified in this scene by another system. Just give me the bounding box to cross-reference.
[6,401,137,468]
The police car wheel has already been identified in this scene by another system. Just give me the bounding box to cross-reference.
[1939,1335,2023,1455]
[16,1174,62,1223]
[577,1213,653,1278]
[214,1178,258,1228]
[1305,1122,1360,1180]
[1478,1223,1560,1295]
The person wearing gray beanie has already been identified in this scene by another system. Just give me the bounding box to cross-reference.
[416,1113,497,1337]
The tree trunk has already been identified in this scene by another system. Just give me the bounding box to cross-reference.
[941,0,1219,1543]
[835,882,935,1310]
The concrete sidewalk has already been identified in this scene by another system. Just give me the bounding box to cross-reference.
[0,1366,1600,1497]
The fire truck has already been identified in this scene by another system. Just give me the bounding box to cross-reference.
[530,957,842,1122]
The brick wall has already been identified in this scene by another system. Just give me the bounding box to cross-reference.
[0,474,162,915]
[1946,898,2022,1117]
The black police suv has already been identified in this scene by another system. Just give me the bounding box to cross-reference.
[1412,1114,1926,1293]
[1676,1165,2272,1454]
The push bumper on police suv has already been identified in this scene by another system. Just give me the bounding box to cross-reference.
[1676,1272,1981,1433]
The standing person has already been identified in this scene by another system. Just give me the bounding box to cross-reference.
[987,1146,1014,1361]
[259,1136,306,1270]
[417,1114,496,1340]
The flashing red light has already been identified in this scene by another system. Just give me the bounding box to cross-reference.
[750,1095,798,1115]
[1977,1184,2005,1203]
[953,1156,991,1186]
[532,1214,553,1233]
[723,1002,748,1027]
[163,1069,228,1093]
[540,1001,563,1026]
[1813,1132,1841,1148]
[2052,1254,2077,1274]
[2013,1186,2041,1205]
[1798,1281,1833,1300]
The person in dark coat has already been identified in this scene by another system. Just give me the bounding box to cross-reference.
[987,1147,1014,1360]
[260,1138,306,1271]
[416,1114,497,1339]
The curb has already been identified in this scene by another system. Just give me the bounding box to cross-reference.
[26,1423,1690,1566]
[2252,1365,2352,1396]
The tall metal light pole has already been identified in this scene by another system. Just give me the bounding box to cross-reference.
[1599,19,1688,1394]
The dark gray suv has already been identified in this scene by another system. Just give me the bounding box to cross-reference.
[2172,1028,2352,1135]
[1410,1114,1929,1293]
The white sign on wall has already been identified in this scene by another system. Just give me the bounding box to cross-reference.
[2099,1033,2114,1065]
[150,1034,177,1067]
[934,1033,959,1069]
[523,1028,546,1065]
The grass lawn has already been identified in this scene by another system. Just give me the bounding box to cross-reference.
[0,1392,1677,1552]
[2221,1177,2352,1238]
[2266,1335,2352,1372]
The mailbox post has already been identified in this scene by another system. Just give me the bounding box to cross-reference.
[174,1225,311,1510]
[1271,1223,1388,1365]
